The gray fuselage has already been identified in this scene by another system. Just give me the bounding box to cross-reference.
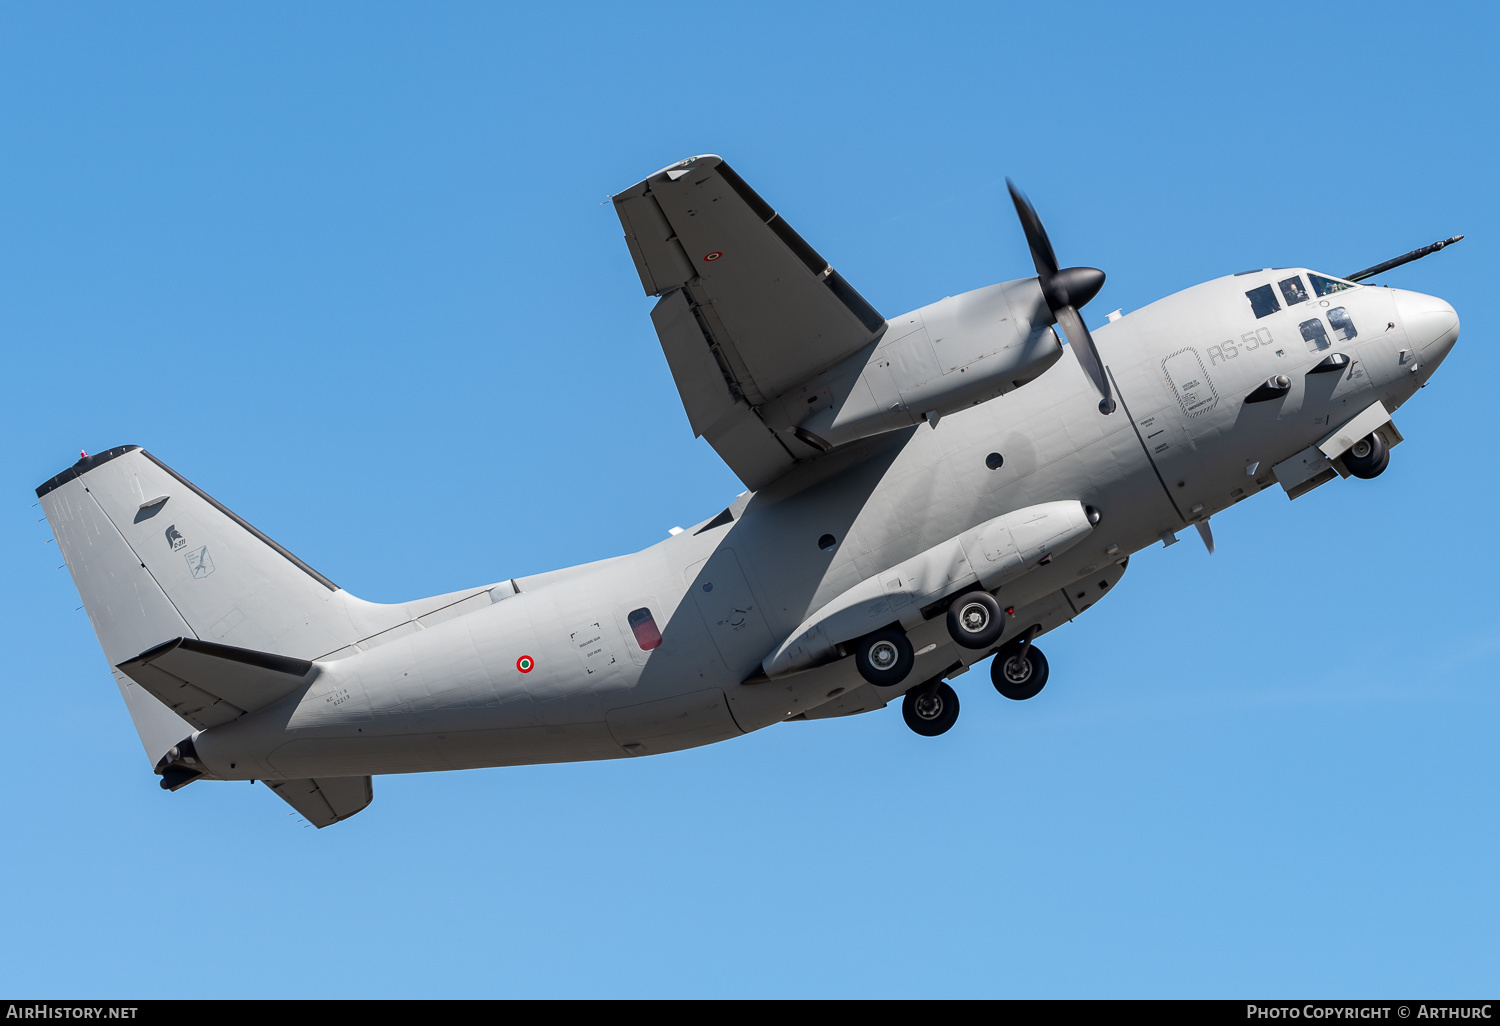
[193,270,1460,781]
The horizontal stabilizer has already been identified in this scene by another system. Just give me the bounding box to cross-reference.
[266,776,372,828]
[117,638,315,731]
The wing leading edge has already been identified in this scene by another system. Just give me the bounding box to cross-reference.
[614,155,886,489]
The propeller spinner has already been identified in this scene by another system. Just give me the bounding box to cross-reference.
[1007,179,1114,414]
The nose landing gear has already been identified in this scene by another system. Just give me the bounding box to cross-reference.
[1343,432,1390,479]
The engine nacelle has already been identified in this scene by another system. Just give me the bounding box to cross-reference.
[761,500,1094,679]
[769,278,1062,452]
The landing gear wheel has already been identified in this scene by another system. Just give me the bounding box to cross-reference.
[991,644,1049,701]
[854,628,915,687]
[1343,432,1389,479]
[946,590,1007,650]
[903,681,960,736]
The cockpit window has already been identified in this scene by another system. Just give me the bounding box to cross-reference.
[1299,317,1331,352]
[1309,273,1357,297]
[1327,306,1357,341]
[1246,284,1280,319]
[1278,276,1309,307]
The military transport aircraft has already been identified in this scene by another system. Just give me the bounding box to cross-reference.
[38,155,1462,827]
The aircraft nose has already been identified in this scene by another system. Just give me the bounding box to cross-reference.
[1394,289,1460,367]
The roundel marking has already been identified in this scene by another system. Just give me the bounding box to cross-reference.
[703,251,722,262]
[516,655,534,673]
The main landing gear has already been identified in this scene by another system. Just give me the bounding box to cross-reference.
[856,589,1007,689]
[991,636,1049,701]
[899,642,1052,736]
[857,599,1052,734]
[853,627,914,687]
[902,677,960,736]
[945,590,1007,649]
[898,635,1054,737]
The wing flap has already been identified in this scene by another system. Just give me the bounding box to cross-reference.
[650,288,738,437]
[701,403,798,491]
[266,776,372,828]
[649,288,799,488]
[117,637,314,730]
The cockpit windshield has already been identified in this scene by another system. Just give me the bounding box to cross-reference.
[1308,273,1358,297]
[1278,275,1309,307]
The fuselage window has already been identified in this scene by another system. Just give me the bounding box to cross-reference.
[1309,273,1357,297]
[1246,284,1280,319]
[628,607,663,651]
[1327,306,1358,341]
[1278,276,1309,307]
[1299,317,1331,353]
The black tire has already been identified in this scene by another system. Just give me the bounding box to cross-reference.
[903,681,960,736]
[854,628,915,687]
[991,644,1049,701]
[946,590,1007,650]
[1344,432,1389,479]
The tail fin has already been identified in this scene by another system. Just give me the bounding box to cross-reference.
[40,446,361,665]
[39,446,502,768]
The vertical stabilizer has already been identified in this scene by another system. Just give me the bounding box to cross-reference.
[39,446,500,770]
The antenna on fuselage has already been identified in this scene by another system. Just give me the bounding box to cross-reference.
[1346,235,1465,283]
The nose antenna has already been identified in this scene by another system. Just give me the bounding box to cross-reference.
[1346,234,1464,283]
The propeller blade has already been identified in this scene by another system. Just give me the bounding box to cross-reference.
[1007,178,1114,414]
[1007,178,1059,278]
[1054,305,1116,414]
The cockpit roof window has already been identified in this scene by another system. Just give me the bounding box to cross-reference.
[1309,273,1358,297]
[1246,284,1280,319]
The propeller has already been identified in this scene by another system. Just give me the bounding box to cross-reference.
[1007,179,1114,414]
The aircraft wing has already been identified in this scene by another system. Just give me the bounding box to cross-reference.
[614,155,887,489]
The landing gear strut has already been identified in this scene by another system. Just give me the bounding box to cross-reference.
[991,631,1049,701]
[902,678,960,736]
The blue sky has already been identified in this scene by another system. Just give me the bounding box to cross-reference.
[2,1,1496,997]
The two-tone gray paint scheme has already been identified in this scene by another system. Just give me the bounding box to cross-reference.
[37,159,1461,827]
